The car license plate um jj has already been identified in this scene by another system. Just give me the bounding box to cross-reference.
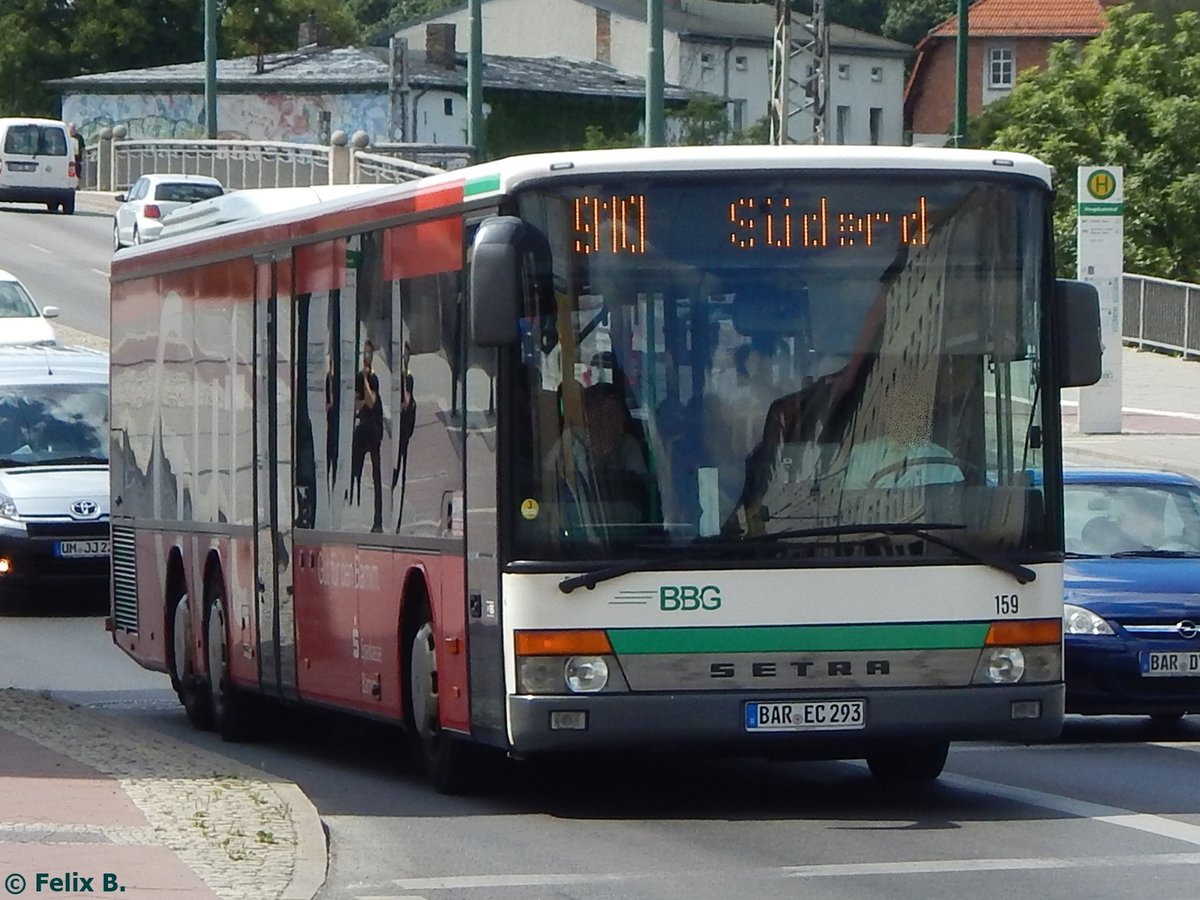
[1142,651,1200,677]
[55,539,109,559]
[745,699,866,732]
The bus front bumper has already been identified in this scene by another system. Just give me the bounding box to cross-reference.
[506,684,1064,755]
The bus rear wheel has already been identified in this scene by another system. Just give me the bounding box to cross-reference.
[205,581,254,742]
[865,740,949,783]
[407,607,481,794]
[169,592,213,731]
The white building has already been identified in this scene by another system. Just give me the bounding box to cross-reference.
[395,0,912,144]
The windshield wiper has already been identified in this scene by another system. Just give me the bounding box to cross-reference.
[43,455,107,465]
[558,522,1035,593]
[1110,549,1200,559]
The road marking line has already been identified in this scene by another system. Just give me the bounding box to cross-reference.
[27,243,51,254]
[90,267,108,277]
[369,851,1200,891]
[781,852,1200,878]
[1061,397,1200,421]
[942,771,1200,846]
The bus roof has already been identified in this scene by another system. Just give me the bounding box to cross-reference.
[454,145,1056,199]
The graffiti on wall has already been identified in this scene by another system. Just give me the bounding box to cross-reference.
[63,92,393,147]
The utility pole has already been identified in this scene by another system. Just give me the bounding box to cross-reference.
[645,0,665,146]
[770,0,827,144]
[204,0,218,138]
[468,0,485,158]
[954,0,969,147]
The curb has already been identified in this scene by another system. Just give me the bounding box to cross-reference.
[0,689,327,900]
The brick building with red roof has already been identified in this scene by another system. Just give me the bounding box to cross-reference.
[904,0,1120,145]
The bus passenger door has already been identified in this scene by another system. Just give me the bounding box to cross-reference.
[253,254,299,701]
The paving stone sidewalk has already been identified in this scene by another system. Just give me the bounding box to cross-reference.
[0,689,326,900]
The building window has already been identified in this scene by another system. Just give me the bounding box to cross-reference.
[735,55,748,71]
[836,105,850,144]
[988,46,1014,89]
[870,66,882,82]
[837,63,850,80]
[444,97,454,116]
[869,107,882,145]
[701,52,714,71]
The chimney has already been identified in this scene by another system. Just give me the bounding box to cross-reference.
[425,23,458,69]
[298,12,330,48]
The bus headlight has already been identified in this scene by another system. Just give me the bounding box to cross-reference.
[983,647,1026,684]
[564,656,609,693]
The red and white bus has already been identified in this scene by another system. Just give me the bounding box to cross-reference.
[109,146,1100,791]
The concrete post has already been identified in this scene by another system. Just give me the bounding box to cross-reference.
[97,128,114,192]
[350,130,370,185]
[329,130,349,185]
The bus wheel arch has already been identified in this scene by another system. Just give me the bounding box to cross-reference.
[165,549,213,731]
[401,570,481,794]
[202,565,255,742]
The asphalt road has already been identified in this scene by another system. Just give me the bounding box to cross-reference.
[5,195,1200,900]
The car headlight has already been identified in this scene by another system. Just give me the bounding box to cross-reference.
[1063,603,1115,636]
[0,492,18,521]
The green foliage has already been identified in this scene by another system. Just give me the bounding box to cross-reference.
[972,6,1200,281]
[882,0,957,46]
[220,0,361,57]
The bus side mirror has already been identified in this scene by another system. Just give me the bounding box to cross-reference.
[1055,279,1102,388]
[469,216,552,347]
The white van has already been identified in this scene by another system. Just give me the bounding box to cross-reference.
[0,118,77,215]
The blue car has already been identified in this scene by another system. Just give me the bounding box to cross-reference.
[1063,469,1200,719]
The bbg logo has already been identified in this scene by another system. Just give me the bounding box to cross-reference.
[659,585,721,611]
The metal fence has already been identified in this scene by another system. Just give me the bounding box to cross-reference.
[83,131,476,193]
[1123,274,1200,358]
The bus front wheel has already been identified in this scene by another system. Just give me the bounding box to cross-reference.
[865,740,949,783]
[407,606,481,794]
[205,581,254,742]
[169,592,214,731]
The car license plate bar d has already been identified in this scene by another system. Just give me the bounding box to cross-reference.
[1142,651,1200,677]
[54,539,109,559]
[745,699,866,732]
[6,162,37,172]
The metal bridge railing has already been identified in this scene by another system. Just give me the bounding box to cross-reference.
[87,128,475,193]
[1123,273,1200,358]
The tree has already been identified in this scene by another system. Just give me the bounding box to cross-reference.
[0,0,202,117]
[220,0,362,58]
[972,7,1200,281]
[881,0,957,47]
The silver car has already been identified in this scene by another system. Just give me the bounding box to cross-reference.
[0,345,109,604]
[113,173,224,249]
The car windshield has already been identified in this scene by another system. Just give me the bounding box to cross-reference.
[155,183,223,203]
[1065,480,1200,555]
[0,383,108,466]
[0,282,38,318]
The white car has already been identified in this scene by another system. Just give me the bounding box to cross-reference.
[0,270,58,345]
[113,174,225,249]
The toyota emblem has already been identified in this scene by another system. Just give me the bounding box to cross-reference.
[69,499,100,519]
[1177,620,1199,640]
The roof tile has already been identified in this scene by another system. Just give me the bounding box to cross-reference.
[932,0,1107,38]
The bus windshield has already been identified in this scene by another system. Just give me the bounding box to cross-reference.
[506,173,1052,564]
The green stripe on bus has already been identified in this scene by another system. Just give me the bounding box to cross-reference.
[607,623,991,655]
[465,174,501,196]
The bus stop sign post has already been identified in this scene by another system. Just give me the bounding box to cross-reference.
[1076,165,1124,435]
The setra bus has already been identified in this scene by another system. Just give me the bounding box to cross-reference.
[108,146,1101,791]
